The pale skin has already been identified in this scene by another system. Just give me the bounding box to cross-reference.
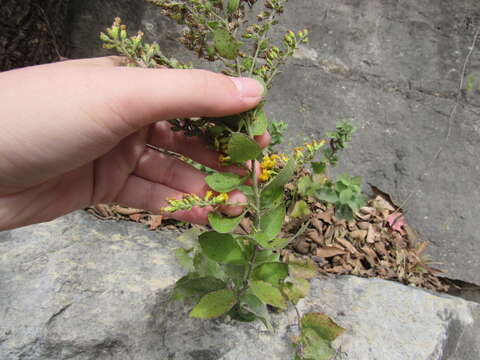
[0,56,269,230]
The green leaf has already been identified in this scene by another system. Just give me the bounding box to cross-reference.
[240,293,273,331]
[300,328,335,360]
[193,252,226,280]
[213,28,239,60]
[339,188,353,204]
[171,275,226,301]
[252,262,288,285]
[282,278,310,304]
[311,161,327,174]
[290,200,312,218]
[288,257,318,279]
[224,264,245,287]
[226,0,240,14]
[189,289,237,319]
[260,186,284,210]
[199,231,246,265]
[265,237,291,250]
[253,204,285,243]
[261,158,295,201]
[315,187,339,204]
[208,212,244,233]
[205,172,245,192]
[227,133,263,163]
[250,280,287,309]
[251,109,268,136]
[297,175,313,196]
[255,249,280,264]
[301,312,346,342]
[174,248,195,272]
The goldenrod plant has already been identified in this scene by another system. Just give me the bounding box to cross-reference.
[101,1,359,358]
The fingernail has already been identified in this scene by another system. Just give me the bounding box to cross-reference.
[230,77,264,98]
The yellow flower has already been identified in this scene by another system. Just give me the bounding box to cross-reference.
[214,193,229,203]
[205,191,213,201]
[219,154,231,164]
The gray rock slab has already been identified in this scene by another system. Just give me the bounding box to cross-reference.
[1,212,480,360]
[65,0,480,284]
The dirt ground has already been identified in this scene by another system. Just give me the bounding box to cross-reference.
[0,0,69,71]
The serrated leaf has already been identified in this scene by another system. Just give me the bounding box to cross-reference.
[288,257,318,279]
[227,132,263,163]
[252,262,288,285]
[301,312,346,342]
[250,280,287,309]
[174,248,195,272]
[189,289,237,319]
[208,212,244,233]
[261,158,295,201]
[253,204,285,243]
[205,172,245,192]
[290,200,311,218]
[315,187,339,203]
[339,189,353,204]
[282,278,310,304]
[226,0,240,14]
[171,275,226,301]
[213,28,239,60]
[199,231,246,265]
[251,109,268,136]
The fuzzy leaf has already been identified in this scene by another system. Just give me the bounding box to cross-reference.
[253,204,285,243]
[290,200,311,218]
[282,278,310,304]
[252,262,288,286]
[208,212,244,233]
[250,280,287,309]
[227,133,263,162]
[174,248,195,272]
[297,175,313,196]
[189,289,237,319]
[205,172,245,192]
[213,28,239,59]
[199,231,246,265]
[171,275,226,301]
[251,109,268,136]
[301,312,346,342]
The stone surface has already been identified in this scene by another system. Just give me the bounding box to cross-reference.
[65,0,480,284]
[1,212,480,360]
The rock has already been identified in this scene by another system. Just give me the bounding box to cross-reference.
[65,0,480,285]
[1,212,479,359]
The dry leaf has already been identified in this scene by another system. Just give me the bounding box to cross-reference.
[316,247,346,258]
[147,215,163,230]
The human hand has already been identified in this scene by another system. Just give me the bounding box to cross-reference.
[0,57,268,230]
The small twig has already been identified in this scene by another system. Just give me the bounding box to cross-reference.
[392,24,480,216]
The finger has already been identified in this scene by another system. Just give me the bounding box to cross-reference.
[53,56,125,68]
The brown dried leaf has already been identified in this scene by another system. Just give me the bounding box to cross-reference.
[350,230,367,241]
[335,237,361,256]
[129,213,143,222]
[112,205,144,215]
[366,224,376,243]
[371,195,395,212]
[306,229,323,245]
[147,215,163,230]
[315,247,346,258]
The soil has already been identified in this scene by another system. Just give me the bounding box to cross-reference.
[0,0,69,71]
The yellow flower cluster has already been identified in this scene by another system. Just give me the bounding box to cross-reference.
[161,191,229,213]
[293,139,325,163]
[259,153,288,182]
